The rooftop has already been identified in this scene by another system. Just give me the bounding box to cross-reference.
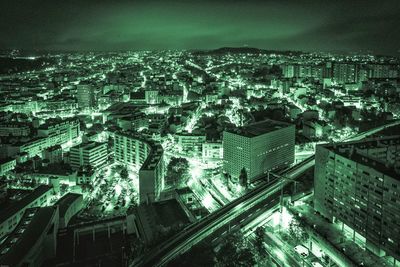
[136,198,190,229]
[45,145,62,152]
[38,117,78,130]
[0,207,58,266]
[0,185,52,225]
[70,141,106,151]
[226,119,293,137]
[55,193,83,219]
[324,136,400,179]
[0,157,16,165]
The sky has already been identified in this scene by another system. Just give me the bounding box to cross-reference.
[1,0,399,54]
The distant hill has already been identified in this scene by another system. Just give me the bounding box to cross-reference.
[192,47,303,56]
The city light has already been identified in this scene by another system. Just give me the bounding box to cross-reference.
[0,10,399,266]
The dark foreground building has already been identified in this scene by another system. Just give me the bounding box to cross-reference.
[314,136,400,262]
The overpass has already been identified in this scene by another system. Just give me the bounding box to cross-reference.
[131,120,400,267]
[131,157,314,267]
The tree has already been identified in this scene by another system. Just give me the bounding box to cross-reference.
[166,157,190,187]
[236,247,256,267]
[239,167,248,188]
[254,227,267,258]
[120,167,129,179]
[288,218,309,244]
[167,241,215,267]
[216,232,256,267]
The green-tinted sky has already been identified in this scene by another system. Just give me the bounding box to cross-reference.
[1,0,399,54]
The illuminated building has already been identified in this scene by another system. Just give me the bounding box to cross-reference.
[145,90,159,104]
[6,119,80,159]
[223,119,295,183]
[202,142,223,161]
[117,113,147,131]
[282,64,296,78]
[37,118,80,147]
[281,64,324,80]
[0,158,16,175]
[175,132,206,156]
[77,83,96,110]
[332,62,359,84]
[41,99,77,114]
[114,131,164,203]
[368,64,398,79]
[303,119,330,140]
[19,137,48,158]
[0,207,59,267]
[69,141,108,170]
[0,185,53,240]
[315,136,400,261]
[0,123,31,137]
[9,101,39,114]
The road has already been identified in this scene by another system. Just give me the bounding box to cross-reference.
[130,120,400,267]
[131,157,314,267]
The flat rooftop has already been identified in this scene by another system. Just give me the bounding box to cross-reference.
[226,119,293,137]
[0,185,52,225]
[324,136,400,180]
[137,198,190,229]
[55,192,82,219]
[0,207,58,266]
[70,141,106,151]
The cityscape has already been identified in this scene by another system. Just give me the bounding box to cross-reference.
[1,1,400,267]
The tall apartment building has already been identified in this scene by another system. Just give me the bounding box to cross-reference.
[69,141,108,170]
[145,90,159,104]
[367,64,398,79]
[281,64,324,80]
[114,131,164,203]
[77,83,96,110]
[223,119,295,183]
[314,136,400,261]
[332,62,359,84]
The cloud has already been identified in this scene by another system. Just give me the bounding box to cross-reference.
[0,0,399,54]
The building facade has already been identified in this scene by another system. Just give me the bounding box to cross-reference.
[114,131,164,203]
[0,158,16,175]
[69,141,108,170]
[223,119,295,183]
[202,142,223,162]
[314,137,400,261]
[0,207,59,267]
[77,83,96,110]
[0,185,53,240]
[175,132,206,157]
